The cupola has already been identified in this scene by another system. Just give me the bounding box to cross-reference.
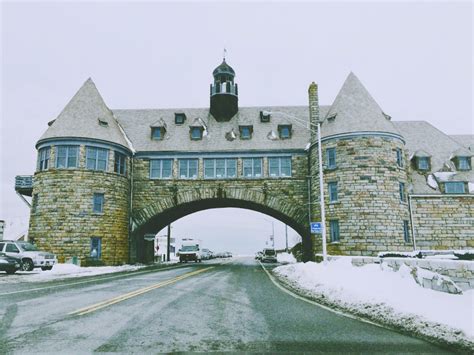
[210,57,238,122]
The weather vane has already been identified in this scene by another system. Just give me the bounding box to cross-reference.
[223,48,227,61]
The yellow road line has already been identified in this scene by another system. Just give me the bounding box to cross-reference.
[68,266,214,316]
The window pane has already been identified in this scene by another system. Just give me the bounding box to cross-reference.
[281,157,291,176]
[162,160,172,178]
[67,147,78,168]
[329,182,338,202]
[216,159,225,177]
[179,160,187,178]
[204,159,215,178]
[226,159,237,178]
[191,128,201,139]
[269,158,279,177]
[253,158,262,177]
[243,159,252,177]
[189,159,198,178]
[93,193,104,213]
[57,146,67,168]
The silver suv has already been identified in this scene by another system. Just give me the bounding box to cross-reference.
[0,241,57,271]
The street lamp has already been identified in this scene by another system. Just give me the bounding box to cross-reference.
[262,217,275,248]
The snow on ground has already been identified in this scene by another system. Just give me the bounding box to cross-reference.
[273,258,473,348]
[0,263,146,284]
[277,252,297,264]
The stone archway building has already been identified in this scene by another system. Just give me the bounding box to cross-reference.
[18,60,473,265]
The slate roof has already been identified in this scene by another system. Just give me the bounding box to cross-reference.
[450,135,474,152]
[393,121,474,194]
[113,106,330,153]
[321,72,401,138]
[37,78,131,150]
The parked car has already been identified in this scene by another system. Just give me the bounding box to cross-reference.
[0,252,21,274]
[261,248,277,263]
[255,251,263,260]
[201,248,212,260]
[0,240,57,271]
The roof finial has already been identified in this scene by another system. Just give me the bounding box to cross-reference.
[223,48,227,62]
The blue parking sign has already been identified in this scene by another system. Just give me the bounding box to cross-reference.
[310,222,322,234]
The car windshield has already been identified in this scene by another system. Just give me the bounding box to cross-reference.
[264,249,276,256]
[18,242,38,251]
[181,245,198,252]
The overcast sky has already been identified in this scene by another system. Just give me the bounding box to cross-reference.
[1,1,472,252]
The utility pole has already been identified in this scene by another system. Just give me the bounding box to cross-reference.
[167,224,171,262]
[285,224,288,252]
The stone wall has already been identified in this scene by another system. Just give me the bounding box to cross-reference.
[29,168,130,265]
[310,136,411,256]
[411,196,474,250]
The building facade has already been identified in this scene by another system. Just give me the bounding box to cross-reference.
[16,60,474,264]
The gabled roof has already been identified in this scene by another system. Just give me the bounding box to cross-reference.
[322,72,401,138]
[37,78,131,150]
[412,149,432,158]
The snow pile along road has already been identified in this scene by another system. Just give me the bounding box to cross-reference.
[0,263,146,284]
[277,252,297,264]
[273,258,473,349]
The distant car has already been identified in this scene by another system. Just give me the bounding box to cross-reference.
[201,248,212,260]
[215,252,225,258]
[255,251,263,260]
[261,248,277,263]
[224,252,233,258]
[0,240,57,271]
[0,252,21,274]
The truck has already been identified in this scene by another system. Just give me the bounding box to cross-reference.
[178,239,202,263]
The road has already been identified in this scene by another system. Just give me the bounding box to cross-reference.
[0,257,453,353]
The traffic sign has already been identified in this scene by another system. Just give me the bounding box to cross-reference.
[310,222,322,234]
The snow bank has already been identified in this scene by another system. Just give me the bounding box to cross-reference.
[273,258,473,348]
[277,252,296,264]
[0,263,145,284]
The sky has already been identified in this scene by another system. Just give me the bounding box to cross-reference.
[1,1,472,252]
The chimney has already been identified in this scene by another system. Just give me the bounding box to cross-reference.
[308,82,320,142]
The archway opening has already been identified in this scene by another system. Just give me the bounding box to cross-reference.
[131,198,311,263]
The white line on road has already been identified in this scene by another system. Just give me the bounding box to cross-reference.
[259,262,389,330]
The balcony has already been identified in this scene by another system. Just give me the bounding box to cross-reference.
[15,175,33,196]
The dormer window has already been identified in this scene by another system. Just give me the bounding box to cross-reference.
[444,182,466,194]
[260,111,271,123]
[151,127,165,140]
[175,113,186,125]
[190,127,203,140]
[327,113,337,122]
[278,125,292,139]
[454,156,471,171]
[98,119,108,127]
[239,125,253,140]
[417,157,430,171]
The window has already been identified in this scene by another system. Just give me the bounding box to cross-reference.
[56,146,79,168]
[150,159,173,179]
[32,194,38,213]
[444,182,465,194]
[175,113,186,125]
[268,157,292,177]
[86,147,108,171]
[328,182,338,202]
[151,127,165,140]
[38,147,51,171]
[260,111,271,123]
[179,159,198,179]
[239,126,253,140]
[93,193,104,213]
[278,125,292,139]
[326,148,336,169]
[417,157,430,171]
[90,237,101,259]
[399,182,406,202]
[457,157,471,171]
[396,148,403,168]
[114,152,127,175]
[6,243,20,253]
[403,221,410,243]
[190,127,203,140]
[330,220,340,242]
[242,158,263,178]
[204,158,237,179]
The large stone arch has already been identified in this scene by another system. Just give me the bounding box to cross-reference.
[130,186,312,262]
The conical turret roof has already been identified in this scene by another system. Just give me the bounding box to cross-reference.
[322,72,401,138]
[212,59,235,77]
[37,78,131,150]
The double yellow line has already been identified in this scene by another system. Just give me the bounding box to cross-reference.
[68,266,214,316]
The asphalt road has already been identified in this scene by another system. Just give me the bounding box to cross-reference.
[0,257,454,353]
